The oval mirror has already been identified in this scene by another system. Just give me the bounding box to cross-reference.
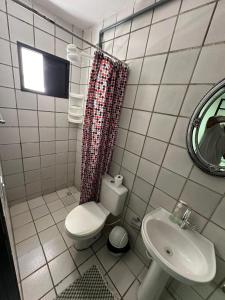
[187,79,225,176]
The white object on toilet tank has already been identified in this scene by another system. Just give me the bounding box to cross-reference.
[100,174,128,216]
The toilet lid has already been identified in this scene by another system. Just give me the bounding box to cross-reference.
[65,201,108,237]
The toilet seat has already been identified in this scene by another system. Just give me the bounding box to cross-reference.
[65,201,109,239]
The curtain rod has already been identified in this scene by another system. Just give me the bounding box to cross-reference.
[11,0,127,66]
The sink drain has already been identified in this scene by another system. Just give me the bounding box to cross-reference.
[164,247,173,256]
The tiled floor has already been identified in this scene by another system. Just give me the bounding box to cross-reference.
[10,187,171,300]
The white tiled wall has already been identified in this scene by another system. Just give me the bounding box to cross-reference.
[80,0,225,299]
[0,0,83,205]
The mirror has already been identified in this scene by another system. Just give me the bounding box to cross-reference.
[187,79,225,176]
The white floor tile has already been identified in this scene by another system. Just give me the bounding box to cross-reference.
[96,246,119,271]
[40,289,56,300]
[47,199,64,213]
[43,192,60,204]
[31,204,50,220]
[124,279,140,300]
[55,270,80,295]
[78,255,106,276]
[122,250,145,277]
[39,225,67,261]
[22,265,53,300]
[48,250,76,285]
[108,261,135,296]
[57,221,74,248]
[28,196,45,209]
[14,222,36,244]
[52,207,68,223]
[91,235,107,252]
[12,211,32,229]
[10,202,29,217]
[69,246,93,267]
[16,235,46,279]
[35,214,55,232]
[57,188,69,198]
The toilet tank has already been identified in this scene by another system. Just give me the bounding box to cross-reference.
[100,174,128,216]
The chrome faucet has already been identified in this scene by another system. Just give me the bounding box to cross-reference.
[180,208,192,229]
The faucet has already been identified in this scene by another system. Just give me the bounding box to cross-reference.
[180,208,192,229]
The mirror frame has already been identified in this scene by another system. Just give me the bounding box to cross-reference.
[186,78,225,177]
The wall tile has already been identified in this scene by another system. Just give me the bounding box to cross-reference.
[123,85,137,108]
[127,27,149,59]
[22,143,40,158]
[140,54,167,84]
[0,108,18,126]
[0,11,9,39]
[0,144,21,160]
[126,59,143,84]
[137,158,160,185]
[203,222,225,261]
[162,48,199,84]
[142,137,167,165]
[148,113,176,142]
[171,117,189,148]
[20,128,39,143]
[23,156,41,171]
[0,39,11,65]
[38,95,55,112]
[40,141,55,155]
[171,4,214,50]
[119,108,132,129]
[189,166,225,195]
[134,85,158,111]
[7,0,33,24]
[132,176,153,203]
[128,193,147,219]
[39,128,55,142]
[149,187,177,212]
[211,197,225,229]
[181,0,214,12]
[129,110,151,135]
[2,159,23,175]
[155,167,186,199]
[38,111,55,127]
[35,29,54,54]
[162,144,193,177]
[8,16,34,45]
[152,0,180,23]
[192,44,225,84]
[16,90,37,110]
[0,127,20,144]
[146,17,176,55]
[180,84,211,117]
[180,180,221,218]
[122,151,139,174]
[0,64,14,88]
[155,85,187,115]
[18,110,38,127]
[0,87,16,108]
[125,131,145,155]
[113,34,129,61]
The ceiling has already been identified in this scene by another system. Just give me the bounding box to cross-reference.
[35,0,135,29]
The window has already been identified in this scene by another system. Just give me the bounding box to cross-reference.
[17,42,70,98]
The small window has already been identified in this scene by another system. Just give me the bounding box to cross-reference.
[17,42,70,98]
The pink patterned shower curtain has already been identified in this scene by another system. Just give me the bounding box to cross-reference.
[80,51,128,204]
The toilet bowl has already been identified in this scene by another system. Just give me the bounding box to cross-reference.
[65,174,128,250]
[65,201,110,249]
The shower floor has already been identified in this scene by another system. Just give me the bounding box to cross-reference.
[9,187,155,300]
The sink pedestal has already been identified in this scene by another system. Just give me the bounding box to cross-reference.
[138,260,170,300]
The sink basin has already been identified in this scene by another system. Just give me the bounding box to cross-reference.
[141,207,216,284]
[137,208,216,300]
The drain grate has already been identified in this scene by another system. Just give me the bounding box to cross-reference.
[164,247,173,256]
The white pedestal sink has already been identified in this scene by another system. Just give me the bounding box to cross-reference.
[138,208,216,300]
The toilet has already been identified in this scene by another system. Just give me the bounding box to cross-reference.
[65,174,128,250]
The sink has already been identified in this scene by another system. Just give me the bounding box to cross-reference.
[138,208,216,300]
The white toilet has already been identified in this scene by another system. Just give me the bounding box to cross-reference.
[65,174,128,250]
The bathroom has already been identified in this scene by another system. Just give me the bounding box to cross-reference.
[0,0,225,299]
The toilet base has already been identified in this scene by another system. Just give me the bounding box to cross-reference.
[74,232,101,250]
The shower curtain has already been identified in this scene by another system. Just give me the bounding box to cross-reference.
[80,51,128,204]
